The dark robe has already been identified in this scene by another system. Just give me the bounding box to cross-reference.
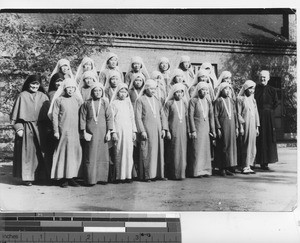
[10,91,50,181]
[164,99,189,179]
[188,97,215,176]
[214,97,238,169]
[254,84,278,165]
[80,98,113,184]
[135,95,168,180]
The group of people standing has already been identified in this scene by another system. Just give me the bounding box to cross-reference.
[10,53,279,187]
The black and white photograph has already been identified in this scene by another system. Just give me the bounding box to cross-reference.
[0,2,298,242]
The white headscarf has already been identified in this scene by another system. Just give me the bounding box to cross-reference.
[129,72,145,90]
[238,80,256,97]
[170,68,185,85]
[110,82,130,102]
[78,70,99,89]
[75,57,98,84]
[190,69,210,87]
[190,81,210,99]
[217,71,232,85]
[90,82,106,99]
[50,59,74,80]
[100,52,120,73]
[105,69,122,89]
[176,55,195,87]
[136,79,157,100]
[158,57,171,73]
[200,62,218,88]
[126,56,150,79]
[151,70,166,90]
[214,82,231,99]
[47,78,83,120]
[165,83,186,104]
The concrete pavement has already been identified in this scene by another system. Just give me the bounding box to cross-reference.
[0,147,297,211]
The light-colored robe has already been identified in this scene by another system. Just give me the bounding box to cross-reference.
[237,96,260,168]
[188,97,215,176]
[111,98,137,180]
[51,95,83,179]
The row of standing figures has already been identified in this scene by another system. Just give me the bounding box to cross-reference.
[10,54,279,187]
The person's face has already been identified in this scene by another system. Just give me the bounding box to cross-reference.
[60,65,69,74]
[174,75,183,83]
[198,75,208,83]
[133,77,143,89]
[83,62,92,71]
[223,76,232,84]
[156,75,163,82]
[145,87,156,97]
[107,57,118,69]
[55,79,63,89]
[84,77,94,87]
[174,90,184,101]
[181,61,190,71]
[65,86,75,96]
[118,88,128,100]
[221,86,230,97]
[205,67,211,74]
[159,62,169,72]
[245,86,255,97]
[198,87,208,98]
[132,62,141,72]
[28,81,40,93]
[110,76,119,88]
[92,87,103,99]
[259,73,269,86]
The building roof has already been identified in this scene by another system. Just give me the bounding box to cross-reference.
[11,12,297,47]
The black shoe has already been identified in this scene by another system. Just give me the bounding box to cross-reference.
[125,179,133,183]
[60,179,68,188]
[24,181,33,186]
[225,170,234,176]
[202,174,210,178]
[85,183,95,187]
[144,179,151,182]
[97,181,108,185]
[261,165,270,171]
[220,169,226,177]
[68,179,80,187]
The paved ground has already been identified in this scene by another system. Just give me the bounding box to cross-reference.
[0,147,297,212]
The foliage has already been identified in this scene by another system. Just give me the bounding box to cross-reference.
[0,13,113,115]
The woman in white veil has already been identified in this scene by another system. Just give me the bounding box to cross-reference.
[99,52,124,86]
[75,57,98,85]
[176,55,195,88]
[50,59,74,81]
[200,62,218,89]
[124,56,150,87]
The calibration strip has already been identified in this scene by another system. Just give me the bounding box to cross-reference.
[0,212,181,242]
